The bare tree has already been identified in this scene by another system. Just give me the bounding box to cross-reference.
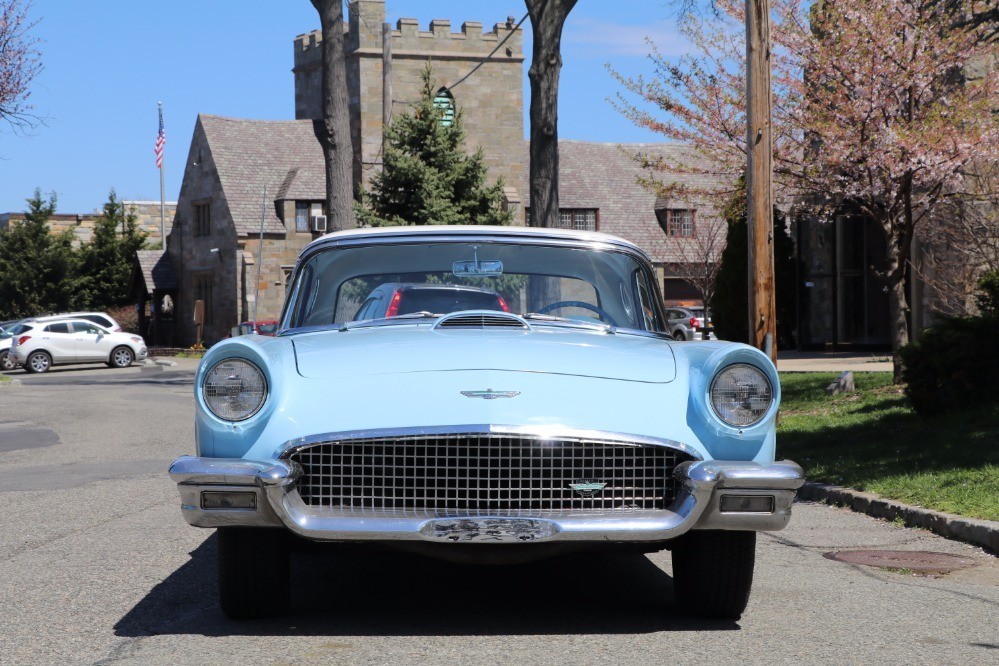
[524,0,577,228]
[310,0,355,231]
[0,0,42,134]
[664,219,727,314]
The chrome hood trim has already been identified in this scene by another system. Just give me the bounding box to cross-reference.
[273,424,704,461]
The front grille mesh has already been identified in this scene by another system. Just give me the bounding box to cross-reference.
[287,434,692,516]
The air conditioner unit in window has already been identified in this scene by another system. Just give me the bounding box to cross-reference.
[310,215,327,233]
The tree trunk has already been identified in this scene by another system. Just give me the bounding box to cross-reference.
[886,269,910,383]
[311,0,356,232]
[525,0,577,229]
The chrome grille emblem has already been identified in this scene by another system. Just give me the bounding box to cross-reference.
[460,389,520,400]
[569,480,608,497]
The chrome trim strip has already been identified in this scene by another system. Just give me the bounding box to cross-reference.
[274,425,704,461]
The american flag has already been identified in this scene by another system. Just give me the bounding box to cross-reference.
[154,104,165,169]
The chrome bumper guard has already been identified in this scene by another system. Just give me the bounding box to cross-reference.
[169,456,805,542]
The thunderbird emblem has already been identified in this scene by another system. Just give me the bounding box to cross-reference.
[460,389,520,400]
[569,480,608,497]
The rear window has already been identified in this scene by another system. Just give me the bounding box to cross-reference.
[83,314,113,327]
[396,288,505,316]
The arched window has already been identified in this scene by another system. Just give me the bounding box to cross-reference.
[433,87,455,127]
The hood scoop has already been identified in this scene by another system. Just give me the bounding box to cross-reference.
[433,311,530,330]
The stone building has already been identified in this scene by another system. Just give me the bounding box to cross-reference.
[0,201,176,248]
[166,0,726,346]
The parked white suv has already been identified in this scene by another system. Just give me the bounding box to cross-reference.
[9,318,147,373]
[30,311,122,332]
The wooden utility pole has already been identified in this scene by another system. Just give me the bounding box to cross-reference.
[746,0,777,363]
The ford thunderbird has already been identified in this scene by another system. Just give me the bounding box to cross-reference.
[169,225,804,620]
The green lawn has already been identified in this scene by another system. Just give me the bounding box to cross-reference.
[777,372,999,521]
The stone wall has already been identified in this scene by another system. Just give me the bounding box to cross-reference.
[0,202,176,248]
[293,0,526,211]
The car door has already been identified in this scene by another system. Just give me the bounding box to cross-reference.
[73,322,113,362]
[40,322,78,362]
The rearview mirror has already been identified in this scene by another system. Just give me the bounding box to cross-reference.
[453,246,503,277]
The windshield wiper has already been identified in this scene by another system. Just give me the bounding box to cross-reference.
[522,313,614,333]
[338,311,440,332]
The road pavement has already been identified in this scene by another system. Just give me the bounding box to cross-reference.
[0,362,995,665]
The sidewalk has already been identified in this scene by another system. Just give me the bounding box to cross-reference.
[777,350,893,372]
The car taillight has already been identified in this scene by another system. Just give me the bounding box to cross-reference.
[385,290,403,317]
[690,317,698,329]
[17,335,30,345]
[497,296,510,312]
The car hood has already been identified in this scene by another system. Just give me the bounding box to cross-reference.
[291,324,676,383]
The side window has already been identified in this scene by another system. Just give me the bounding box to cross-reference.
[72,322,102,334]
[45,323,71,334]
[634,271,665,333]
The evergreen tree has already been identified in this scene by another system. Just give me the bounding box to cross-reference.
[357,65,512,227]
[712,178,798,348]
[77,190,147,309]
[0,189,81,320]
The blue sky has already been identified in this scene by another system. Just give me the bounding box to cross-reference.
[0,1,689,214]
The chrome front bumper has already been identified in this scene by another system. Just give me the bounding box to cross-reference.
[169,456,805,543]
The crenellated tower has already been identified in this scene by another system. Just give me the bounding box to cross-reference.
[293,0,525,214]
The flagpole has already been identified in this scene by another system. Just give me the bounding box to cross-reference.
[158,101,166,249]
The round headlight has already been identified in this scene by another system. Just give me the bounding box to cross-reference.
[203,358,267,422]
[709,363,774,427]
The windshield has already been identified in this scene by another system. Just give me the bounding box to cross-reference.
[285,240,667,333]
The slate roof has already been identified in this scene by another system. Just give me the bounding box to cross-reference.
[524,141,729,264]
[135,250,177,292]
[199,115,325,236]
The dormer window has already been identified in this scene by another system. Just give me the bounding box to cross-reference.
[657,209,696,237]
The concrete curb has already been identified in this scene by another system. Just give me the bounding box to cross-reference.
[799,481,999,553]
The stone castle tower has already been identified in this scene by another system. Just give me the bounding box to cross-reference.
[292,0,526,216]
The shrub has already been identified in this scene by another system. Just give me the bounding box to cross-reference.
[901,272,999,415]
[107,305,140,334]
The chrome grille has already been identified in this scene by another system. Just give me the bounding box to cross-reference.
[287,434,693,515]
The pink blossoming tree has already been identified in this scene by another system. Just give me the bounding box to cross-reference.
[614,0,997,380]
[0,0,42,134]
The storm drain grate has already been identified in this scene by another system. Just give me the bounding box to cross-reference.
[823,550,977,573]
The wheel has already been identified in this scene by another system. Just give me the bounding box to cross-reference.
[25,351,52,374]
[217,527,290,619]
[0,350,14,371]
[108,346,134,368]
[671,530,756,619]
[536,300,619,326]
[672,330,685,341]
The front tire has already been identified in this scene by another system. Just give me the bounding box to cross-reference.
[671,530,756,619]
[217,528,290,620]
[109,346,134,368]
[25,351,52,374]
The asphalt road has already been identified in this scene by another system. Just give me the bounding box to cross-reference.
[0,361,996,665]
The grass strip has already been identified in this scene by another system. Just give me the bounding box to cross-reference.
[777,372,999,521]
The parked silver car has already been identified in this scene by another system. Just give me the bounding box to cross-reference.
[665,306,713,341]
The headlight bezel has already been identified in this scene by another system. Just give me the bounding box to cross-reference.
[202,357,269,423]
[708,362,774,428]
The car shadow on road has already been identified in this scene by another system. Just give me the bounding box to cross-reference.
[114,535,741,637]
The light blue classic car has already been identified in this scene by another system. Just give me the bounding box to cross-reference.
[169,226,804,620]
